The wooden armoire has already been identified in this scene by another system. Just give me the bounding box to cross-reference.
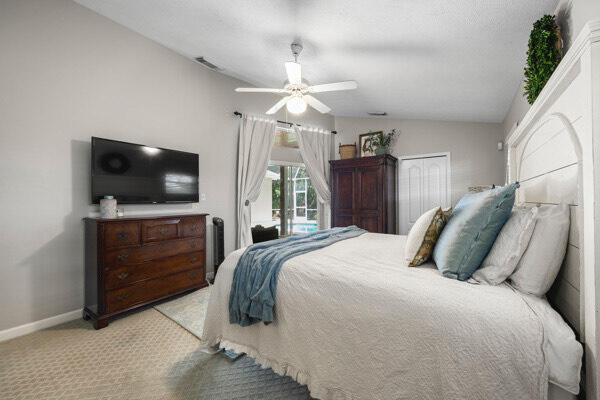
[329,154,397,233]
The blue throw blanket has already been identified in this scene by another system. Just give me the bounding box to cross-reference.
[229,226,366,326]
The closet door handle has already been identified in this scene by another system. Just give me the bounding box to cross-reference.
[117,253,129,261]
[116,272,129,280]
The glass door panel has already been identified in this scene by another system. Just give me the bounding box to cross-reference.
[251,164,319,237]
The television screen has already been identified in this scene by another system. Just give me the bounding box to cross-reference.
[91,137,199,204]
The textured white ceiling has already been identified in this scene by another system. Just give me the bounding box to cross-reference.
[74,0,558,122]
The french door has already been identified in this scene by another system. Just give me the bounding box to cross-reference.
[251,163,319,236]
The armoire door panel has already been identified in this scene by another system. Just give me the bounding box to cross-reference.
[357,215,379,232]
[334,169,355,211]
[357,167,381,211]
[334,215,355,228]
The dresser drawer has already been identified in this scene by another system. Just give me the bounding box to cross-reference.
[105,267,205,313]
[105,251,205,290]
[142,218,181,243]
[104,237,204,267]
[181,216,206,238]
[104,222,140,248]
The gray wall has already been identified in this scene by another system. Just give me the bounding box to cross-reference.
[0,0,333,331]
[503,0,600,137]
[334,117,506,206]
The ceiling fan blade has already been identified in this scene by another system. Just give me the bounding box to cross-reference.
[285,62,302,85]
[307,81,358,93]
[304,95,331,114]
[235,87,287,93]
[266,96,291,115]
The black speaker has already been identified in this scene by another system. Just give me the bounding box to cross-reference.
[212,217,225,283]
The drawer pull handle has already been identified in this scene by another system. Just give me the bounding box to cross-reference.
[117,253,129,261]
[189,273,198,281]
[117,293,129,301]
[189,257,198,263]
[190,242,198,248]
[190,225,199,232]
[116,272,129,280]
[158,227,169,235]
[117,231,129,239]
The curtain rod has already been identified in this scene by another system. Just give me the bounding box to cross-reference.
[233,111,336,134]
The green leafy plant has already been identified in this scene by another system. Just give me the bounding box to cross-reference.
[524,15,562,104]
[362,129,398,155]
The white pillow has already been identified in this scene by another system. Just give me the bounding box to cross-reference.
[404,207,442,266]
[509,203,570,296]
[471,206,538,285]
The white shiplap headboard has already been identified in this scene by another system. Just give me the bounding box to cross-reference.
[513,113,583,335]
[506,19,600,397]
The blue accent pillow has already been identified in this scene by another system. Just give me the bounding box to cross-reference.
[432,183,519,281]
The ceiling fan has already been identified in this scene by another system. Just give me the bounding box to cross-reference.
[235,43,358,115]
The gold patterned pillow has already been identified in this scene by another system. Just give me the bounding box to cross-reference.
[442,208,453,222]
[405,207,449,267]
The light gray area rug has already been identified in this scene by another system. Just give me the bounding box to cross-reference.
[154,286,212,339]
[155,286,313,399]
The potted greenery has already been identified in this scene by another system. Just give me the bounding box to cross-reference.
[362,129,398,155]
[524,14,563,104]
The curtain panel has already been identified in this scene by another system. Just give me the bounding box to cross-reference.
[236,115,276,248]
[294,126,332,230]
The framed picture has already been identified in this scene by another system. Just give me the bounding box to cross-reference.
[359,132,381,157]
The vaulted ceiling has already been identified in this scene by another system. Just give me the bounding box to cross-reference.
[75,0,558,122]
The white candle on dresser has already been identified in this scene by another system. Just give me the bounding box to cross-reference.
[99,196,117,218]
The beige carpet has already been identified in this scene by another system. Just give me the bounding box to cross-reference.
[0,308,311,400]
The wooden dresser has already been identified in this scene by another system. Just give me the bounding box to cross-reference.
[83,214,208,329]
[330,154,397,233]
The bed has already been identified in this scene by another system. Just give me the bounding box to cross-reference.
[202,233,581,400]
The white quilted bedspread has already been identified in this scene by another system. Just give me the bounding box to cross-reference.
[202,233,549,400]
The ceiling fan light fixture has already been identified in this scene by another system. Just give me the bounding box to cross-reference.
[234,42,357,115]
[286,96,307,115]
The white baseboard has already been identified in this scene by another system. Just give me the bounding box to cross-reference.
[0,309,83,343]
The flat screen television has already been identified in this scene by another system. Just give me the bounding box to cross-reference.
[91,137,199,204]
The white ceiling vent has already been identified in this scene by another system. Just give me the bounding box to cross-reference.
[194,57,222,71]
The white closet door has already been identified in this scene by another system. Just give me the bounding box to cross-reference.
[422,157,448,212]
[399,155,449,234]
[399,158,424,234]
